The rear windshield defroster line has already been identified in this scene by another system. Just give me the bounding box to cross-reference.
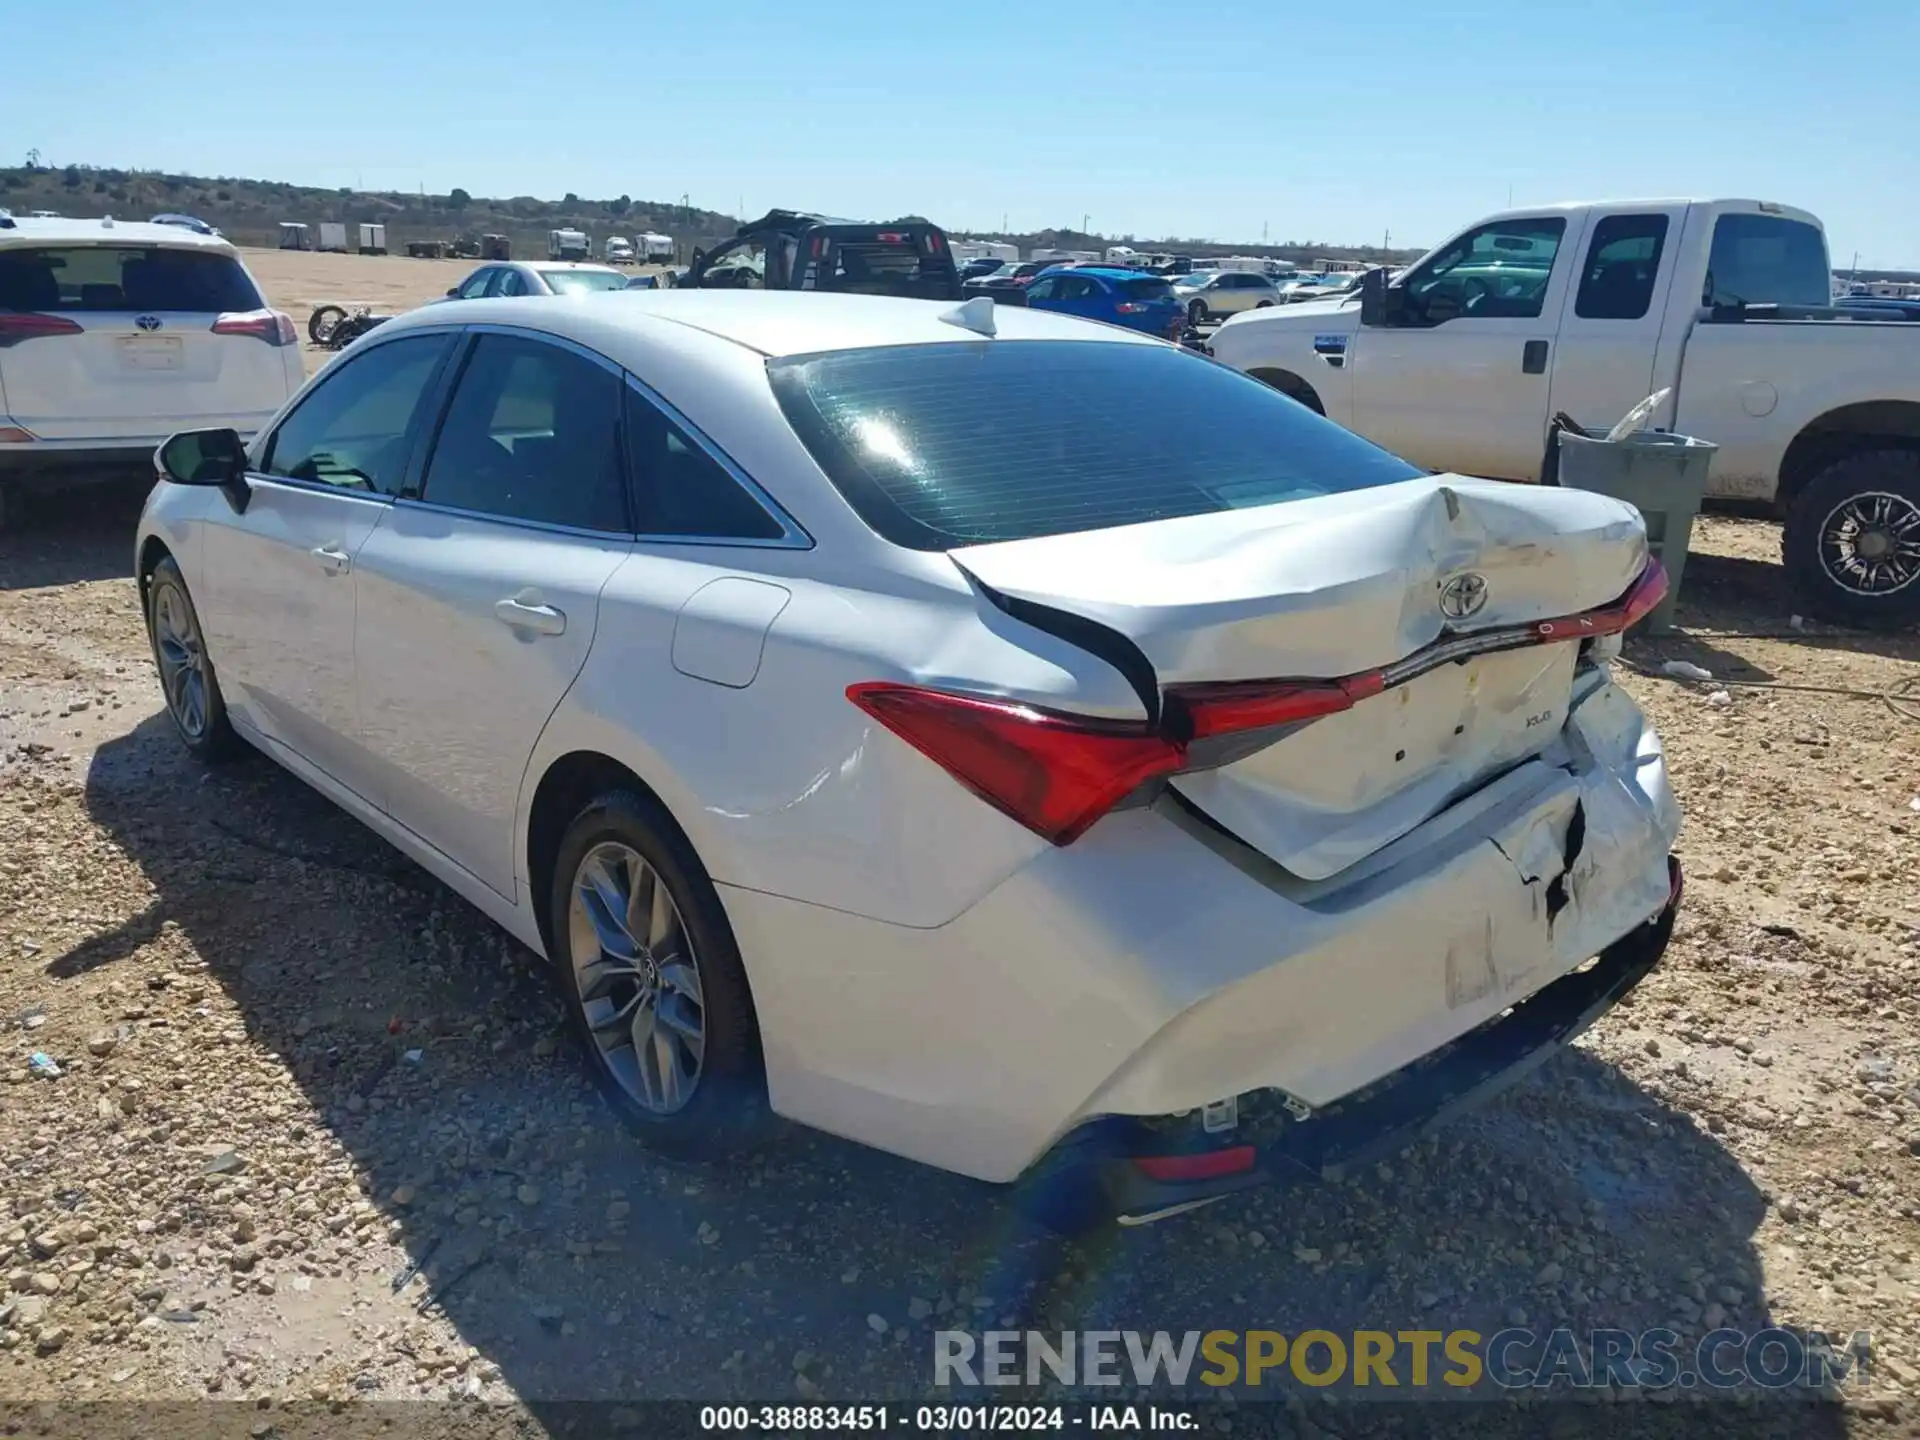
[767,340,1422,551]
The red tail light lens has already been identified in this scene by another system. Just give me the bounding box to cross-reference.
[1114,302,1147,315]
[1132,1146,1257,1182]
[846,683,1182,845]
[212,309,298,346]
[1533,560,1667,641]
[0,313,83,347]
[1165,676,1376,742]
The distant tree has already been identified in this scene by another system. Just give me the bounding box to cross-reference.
[216,188,231,201]
[62,163,82,188]
[564,192,580,205]
[93,179,107,193]
[337,185,351,197]
[449,187,471,210]
[609,194,631,216]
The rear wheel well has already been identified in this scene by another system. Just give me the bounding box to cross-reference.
[1247,368,1326,416]
[1777,400,1920,508]
[525,751,690,957]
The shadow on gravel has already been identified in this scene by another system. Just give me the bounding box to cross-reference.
[0,478,148,590]
[59,712,1861,1433]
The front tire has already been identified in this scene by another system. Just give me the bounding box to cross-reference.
[548,789,766,1153]
[145,557,243,762]
[1187,298,1209,325]
[1782,448,1920,630]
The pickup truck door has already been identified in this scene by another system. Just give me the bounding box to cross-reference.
[1350,213,1586,481]
[1546,206,1688,437]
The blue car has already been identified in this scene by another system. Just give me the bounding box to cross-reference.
[1021,266,1185,338]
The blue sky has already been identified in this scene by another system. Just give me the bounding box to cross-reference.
[5,0,1915,266]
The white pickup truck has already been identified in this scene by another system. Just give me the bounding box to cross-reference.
[1208,199,1920,629]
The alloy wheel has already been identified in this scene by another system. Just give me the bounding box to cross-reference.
[566,841,706,1114]
[1818,491,1920,596]
[152,583,209,739]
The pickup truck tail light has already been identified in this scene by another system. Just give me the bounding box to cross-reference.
[852,557,1668,845]
[0,313,84,347]
[211,310,298,346]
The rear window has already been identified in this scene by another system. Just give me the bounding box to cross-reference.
[540,268,629,295]
[1117,277,1173,300]
[769,341,1423,550]
[0,245,263,313]
[823,235,957,299]
[1704,214,1830,310]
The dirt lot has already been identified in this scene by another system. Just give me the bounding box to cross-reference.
[0,258,1918,1430]
[228,246,672,380]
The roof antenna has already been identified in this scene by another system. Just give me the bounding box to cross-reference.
[938,295,996,338]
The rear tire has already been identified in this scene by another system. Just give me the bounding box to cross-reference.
[145,557,244,762]
[547,788,768,1156]
[1781,448,1920,631]
[1187,298,1209,325]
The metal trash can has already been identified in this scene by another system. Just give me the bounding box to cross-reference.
[1553,429,1716,634]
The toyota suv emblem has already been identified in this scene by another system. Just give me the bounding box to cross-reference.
[1439,572,1489,621]
[135,315,163,332]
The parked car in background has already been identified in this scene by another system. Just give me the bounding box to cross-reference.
[604,236,637,265]
[958,256,1008,284]
[1835,295,1920,321]
[149,213,220,236]
[442,261,631,300]
[1173,270,1281,323]
[684,210,962,300]
[1023,266,1184,338]
[1208,198,1920,628]
[965,261,1053,299]
[135,289,1681,1230]
[0,215,299,530]
[626,274,662,290]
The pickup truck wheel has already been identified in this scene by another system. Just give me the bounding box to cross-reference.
[1783,450,1920,630]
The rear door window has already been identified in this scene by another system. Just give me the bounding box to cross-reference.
[770,340,1421,550]
[1704,213,1831,309]
[1574,214,1670,320]
[419,333,627,531]
[0,246,263,313]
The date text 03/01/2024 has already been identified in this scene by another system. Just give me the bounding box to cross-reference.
[699,1404,1194,1431]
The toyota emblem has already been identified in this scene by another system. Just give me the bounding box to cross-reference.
[134,315,163,332]
[1439,572,1489,621]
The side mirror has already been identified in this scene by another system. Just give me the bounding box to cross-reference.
[156,428,250,514]
[1358,267,1390,327]
[445,287,461,298]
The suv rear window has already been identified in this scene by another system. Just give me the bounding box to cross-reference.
[1116,277,1173,300]
[0,245,263,313]
[769,341,1422,550]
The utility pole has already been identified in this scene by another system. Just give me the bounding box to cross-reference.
[1082,213,1089,235]
[1262,220,1268,243]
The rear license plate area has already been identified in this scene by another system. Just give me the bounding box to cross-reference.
[118,336,183,371]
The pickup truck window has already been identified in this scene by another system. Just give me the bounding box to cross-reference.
[1575,213,1670,321]
[1401,217,1566,324]
[1703,214,1830,310]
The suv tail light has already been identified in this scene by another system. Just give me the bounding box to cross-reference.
[0,313,84,347]
[211,309,298,346]
[852,558,1667,845]
[1114,301,1147,315]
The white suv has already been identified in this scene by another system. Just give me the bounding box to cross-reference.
[0,215,301,527]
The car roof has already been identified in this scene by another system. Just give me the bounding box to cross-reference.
[378,290,1167,359]
[530,261,623,272]
[0,215,238,253]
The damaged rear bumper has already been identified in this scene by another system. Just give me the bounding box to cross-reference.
[1067,857,1681,1225]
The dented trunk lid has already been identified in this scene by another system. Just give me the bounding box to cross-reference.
[949,475,1648,879]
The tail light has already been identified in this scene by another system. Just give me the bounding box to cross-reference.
[1114,302,1147,315]
[1132,1147,1257,1183]
[0,313,83,347]
[846,683,1183,845]
[211,309,298,346]
[851,557,1667,845]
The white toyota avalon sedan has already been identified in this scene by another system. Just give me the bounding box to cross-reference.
[136,290,1681,1229]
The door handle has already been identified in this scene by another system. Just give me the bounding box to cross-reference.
[494,595,567,636]
[311,544,352,575]
[1522,339,1550,375]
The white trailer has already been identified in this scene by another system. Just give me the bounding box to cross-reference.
[548,228,590,261]
[357,223,387,255]
[317,222,349,253]
[639,232,675,263]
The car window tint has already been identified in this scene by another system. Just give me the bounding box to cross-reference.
[421,335,627,531]
[0,245,263,313]
[1026,278,1058,301]
[261,334,449,494]
[493,269,527,297]
[1575,214,1669,320]
[771,340,1421,550]
[625,386,785,541]
[1704,213,1831,309]
[1402,217,1566,323]
[455,269,493,299]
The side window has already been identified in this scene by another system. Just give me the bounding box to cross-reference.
[456,268,495,299]
[1575,214,1669,320]
[419,335,627,532]
[1703,214,1832,309]
[1056,276,1097,301]
[491,269,526,297]
[1026,277,1059,302]
[1402,217,1567,324]
[625,385,785,542]
[260,334,449,494]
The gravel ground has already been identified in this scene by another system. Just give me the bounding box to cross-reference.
[1,493,1918,1435]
